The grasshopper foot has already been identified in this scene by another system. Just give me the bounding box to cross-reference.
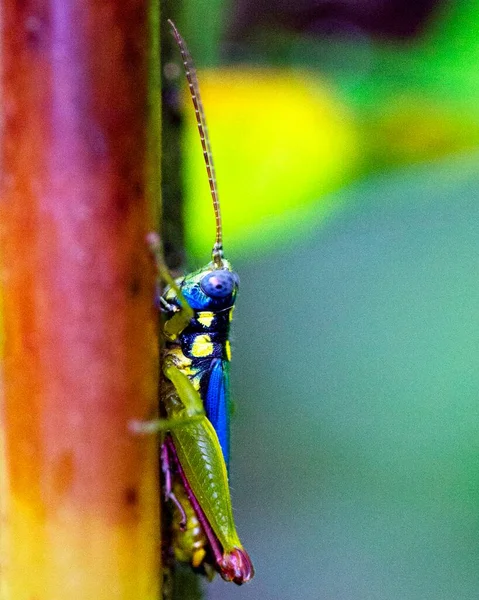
[128,419,167,435]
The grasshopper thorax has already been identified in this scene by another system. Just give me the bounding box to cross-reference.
[161,260,238,362]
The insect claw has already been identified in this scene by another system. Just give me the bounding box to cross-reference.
[168,491,188,530]
[128,418,168,435]
[128,419,149,435]
[146,231,162,251]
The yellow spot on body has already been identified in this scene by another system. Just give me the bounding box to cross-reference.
[192,548,207,568]
[166,347,192,369]
[191,373,202,391]
[225,340,232,361]
[191,334,214,358]
[197,311,215,327]
[229,306,235,322]
[164,347,200,380]
[165,287,177,301]
[182,365,195,378]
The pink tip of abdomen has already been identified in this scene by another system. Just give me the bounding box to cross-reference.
[219,547,254,585]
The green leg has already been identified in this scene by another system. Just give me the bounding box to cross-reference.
[129,358,206,435]
[164,365,253,583]
[147,232,194,340]
[130,361,253,583]
[129,414,203,435]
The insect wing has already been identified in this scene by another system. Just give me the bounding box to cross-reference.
[169,415,240,552]
[165,433,253,584]
[204,358,230,466]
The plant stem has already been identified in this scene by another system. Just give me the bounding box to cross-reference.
[0,1,162,598]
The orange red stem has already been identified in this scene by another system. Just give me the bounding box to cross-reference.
[0,2,161,598]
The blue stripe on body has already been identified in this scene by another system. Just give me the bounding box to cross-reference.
[204,358,230,467]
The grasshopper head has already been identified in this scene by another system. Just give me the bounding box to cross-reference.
[179,260,239,312]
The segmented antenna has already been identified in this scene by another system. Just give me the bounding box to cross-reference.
[168,19,224,268]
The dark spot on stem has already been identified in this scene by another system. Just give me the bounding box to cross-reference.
[129,276,141,297]
[133,180,143,198]
[25,16,44,50]
[124,486,138,506]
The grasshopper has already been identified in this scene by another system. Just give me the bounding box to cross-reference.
[132,20,253,585]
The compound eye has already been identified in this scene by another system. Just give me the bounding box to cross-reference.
[200,270,236,298]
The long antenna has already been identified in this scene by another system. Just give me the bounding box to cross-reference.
[168,19,224,268]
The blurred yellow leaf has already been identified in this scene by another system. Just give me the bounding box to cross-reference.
[184,69,358,259]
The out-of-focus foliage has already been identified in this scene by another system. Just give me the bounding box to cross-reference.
[171,4,479,600]
[184,70,357,259]
[210,151,479,600]
[177,0,479,260]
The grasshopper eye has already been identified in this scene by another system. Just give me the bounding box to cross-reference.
[201,271,236,298]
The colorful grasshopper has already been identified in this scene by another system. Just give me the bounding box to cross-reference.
[133,20,253,585]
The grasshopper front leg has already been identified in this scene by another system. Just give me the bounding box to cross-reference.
[146,232,194,340]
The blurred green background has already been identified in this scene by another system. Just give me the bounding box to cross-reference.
[166,1,479,598]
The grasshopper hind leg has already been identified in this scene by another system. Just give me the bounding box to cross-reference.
[162,442,187,529]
